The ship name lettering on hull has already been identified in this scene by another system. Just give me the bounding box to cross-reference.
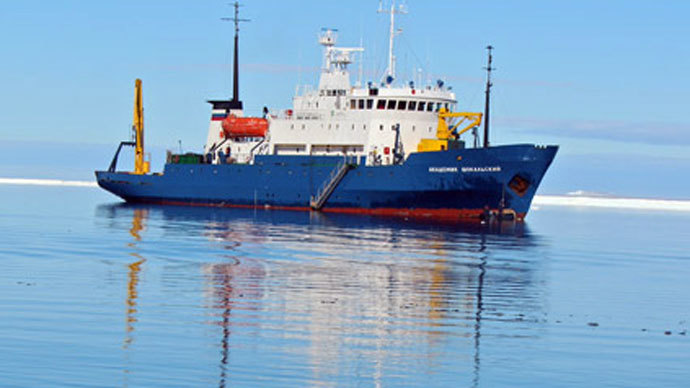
[461,166,502,173]
[428,167,459,173]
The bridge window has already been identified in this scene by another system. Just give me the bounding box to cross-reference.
[427,102,434,112]
[387,100,396,110]
[397,100,407,110]
[358,99,364,109]
[408,101,416,110]
[366,99,373,109]
[350,100,356,109]
[418,102,426,111]
[377,99,386,109]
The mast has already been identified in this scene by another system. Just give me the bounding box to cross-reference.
[378,0,406,85]
[483,45,494,148]
[222,2,250,107]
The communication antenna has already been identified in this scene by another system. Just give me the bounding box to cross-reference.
[357,36,364,87]
[483,45,495,148]
[221,2,250,105]
[378,0,407,86]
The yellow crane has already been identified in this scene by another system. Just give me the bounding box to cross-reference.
[417,108,483,152]
[133,79,149,174]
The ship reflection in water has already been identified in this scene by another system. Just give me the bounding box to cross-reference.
[99,204,547,387]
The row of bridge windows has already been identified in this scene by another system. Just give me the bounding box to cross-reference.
[320,89,348,97]
[350,98,451,112]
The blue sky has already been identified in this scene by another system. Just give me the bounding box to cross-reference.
[0,1,688,198]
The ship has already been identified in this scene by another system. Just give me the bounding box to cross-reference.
[96,2,558,222]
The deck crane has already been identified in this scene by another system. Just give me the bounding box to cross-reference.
[132,79,149,175]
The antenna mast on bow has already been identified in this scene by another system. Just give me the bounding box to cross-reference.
[483,45,494,148]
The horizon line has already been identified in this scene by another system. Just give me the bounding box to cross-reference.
[1,177,689,212]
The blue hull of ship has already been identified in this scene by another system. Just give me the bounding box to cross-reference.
[96,144,557,219]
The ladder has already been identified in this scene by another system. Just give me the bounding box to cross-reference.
[310,157,354,210]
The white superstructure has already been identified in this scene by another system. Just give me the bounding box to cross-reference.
[205,3,462,166]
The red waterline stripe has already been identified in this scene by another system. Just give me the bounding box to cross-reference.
[132,199,526,221]
[323,207,484,219]
[323,207,526,221]
[211,116,227,121]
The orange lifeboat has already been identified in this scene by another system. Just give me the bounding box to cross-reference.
[221,115,269,138]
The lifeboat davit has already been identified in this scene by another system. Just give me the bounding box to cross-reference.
[221,115,269,138]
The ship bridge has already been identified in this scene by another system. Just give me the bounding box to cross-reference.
[264,28,461,166]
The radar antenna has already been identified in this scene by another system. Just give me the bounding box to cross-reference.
[221,2,250,106]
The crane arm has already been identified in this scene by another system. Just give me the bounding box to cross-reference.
[436,108,483,140]
[133,79,149,174]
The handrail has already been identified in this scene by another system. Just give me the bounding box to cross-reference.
[310,156,355,210]
[108,141,136,172]
[317,158,345,196]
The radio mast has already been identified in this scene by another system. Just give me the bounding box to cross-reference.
[378,0,407,86]
[483,45,494,148]
[222,2,250,107]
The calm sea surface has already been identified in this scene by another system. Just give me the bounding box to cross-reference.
[1,185,689,387]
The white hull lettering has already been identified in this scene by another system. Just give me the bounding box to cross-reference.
[461,166,501,173]
[428,167,458,173]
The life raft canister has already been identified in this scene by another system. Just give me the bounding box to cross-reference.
[221,115,269,138]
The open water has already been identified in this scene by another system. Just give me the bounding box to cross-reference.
[1,184,689,387]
